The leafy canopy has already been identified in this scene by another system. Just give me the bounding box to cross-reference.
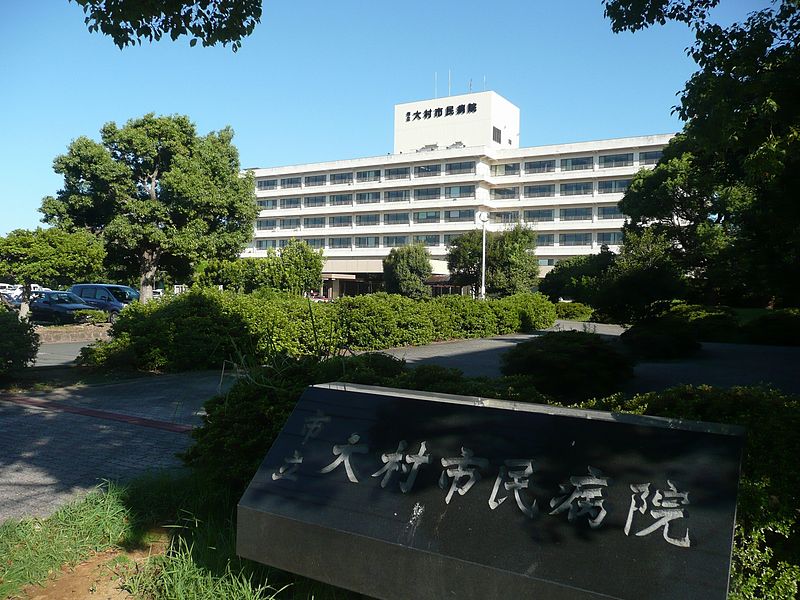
[71,0,262,51]
[382,244,433,300]
[41,113,257,299]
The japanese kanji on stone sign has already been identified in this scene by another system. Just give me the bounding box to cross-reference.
[237,383,744,600]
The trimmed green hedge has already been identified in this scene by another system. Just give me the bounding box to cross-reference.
[620,316,701,359]
[0,311,39,375]
[81,288,556,372]
[554,301,594,321]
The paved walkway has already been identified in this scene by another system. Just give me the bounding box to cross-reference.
[0,372,234,522]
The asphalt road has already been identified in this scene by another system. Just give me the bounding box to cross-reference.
[34,341,88,367]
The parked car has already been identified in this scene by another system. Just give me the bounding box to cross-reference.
[69,283,140,323]
[0,292,21,311]
[29,291,94,324]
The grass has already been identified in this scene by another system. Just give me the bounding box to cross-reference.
[0,472,357,600]
[0,365,158,393]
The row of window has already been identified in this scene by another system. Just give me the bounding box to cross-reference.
[255,162,479,190]
[254,230,623,250]
[254,151,661,191]
[490,151,661,175]
[256,179,630,211]
[255,205,623,231]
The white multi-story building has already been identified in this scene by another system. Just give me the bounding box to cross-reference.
[244,91,672,295]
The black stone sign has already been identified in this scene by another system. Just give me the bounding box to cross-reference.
[237,383,744,600]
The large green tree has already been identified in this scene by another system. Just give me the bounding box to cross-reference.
[382,244,433,299]
[447,225,539,297]
[605,0,800,305]
[41,114,257,301]
[71,0,262,50]
[0,228,106,316]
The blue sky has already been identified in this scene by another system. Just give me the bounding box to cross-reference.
[0,0,766,235]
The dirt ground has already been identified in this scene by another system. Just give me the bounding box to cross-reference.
[18,532,168,600]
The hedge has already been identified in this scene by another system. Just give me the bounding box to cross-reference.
[0,310,39,375]
[80,288,556,372]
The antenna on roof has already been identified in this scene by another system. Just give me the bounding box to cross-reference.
[468,78,472,92]
[448,69,451,96]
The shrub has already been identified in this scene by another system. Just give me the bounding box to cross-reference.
[658,302,741,342]
[335,293,435,350]
[500,331,633,401]
[620,317,701,359]
[496,292,557,332]
[0,311,39,375]
[742,309,800,346]
[72,309,109,325]
[554,301,594,321]
[573,386,800,599]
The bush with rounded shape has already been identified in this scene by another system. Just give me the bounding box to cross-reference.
[554,301,594,322]
[500,331,633,401]
[621,317,701,359]
[429,295,498,339]
[0,311,39,375]
[742,309,800,346]
[659,302,741,342]
[501,292,557,332]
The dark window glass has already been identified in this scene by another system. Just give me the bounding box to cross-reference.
[304,175,326,186]
[356,192,380,204]
[598,205,624,219]
[491,163,520,176]
[599,153,634,168]
[280,177,301,188]
[356,170,381,182]
[329,194,353,206]
[385,167,410,180]
[560,182,593,196]
[280,218,300,229]
[492,127,502,144]
[257,179,277,190]
[640,150,663,165]
[331,172,353,185]
[414,187,440,200]
[413,211,440,223]
[491,187,519,200]
[303,217,325,229]
[384,190,410,202]
[413,234,440,246]
[304,196,326,208]
[384,235,408,247]
[445,161,476,175]
[560,207,593,221]
[524,160,555,173]
[559,232,593,246]
[524,184,555,198]
[524,209,554,222]
[597,231,624,245]
[444,185,476,198]
[444,209,475,222]
[355,236,380,248]
[414,164,441,177]
[355,214,379,226]
[256,219,277,230]
[258,199,277,209]
[385,212,409,225]
[280,197,301,209]
[598,179,631,194]
[305,238,325,249]
[329,216,352,227]
[492,211,519,224]
[537,234,554,246]
[560,157,593,171]
[329,237,352,249]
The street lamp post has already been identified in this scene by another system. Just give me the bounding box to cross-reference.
[478,211,489,300]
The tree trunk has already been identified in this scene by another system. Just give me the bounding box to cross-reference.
[139,249,160,302]
[18,282,31,321]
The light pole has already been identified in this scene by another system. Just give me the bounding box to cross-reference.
[478,211,489,300]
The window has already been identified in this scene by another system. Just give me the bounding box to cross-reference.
[537,234,554,246]
[384,235,408,247]
[280,218,300,229]
[538,258,555,267]
[597,231,624,245]
[524,184,555,198]
[329,194,353,206]
[303,217,325,229]
[444,209,475,222]
[445,161,476,175]
[355,236,380,248]
[491,163,520,176]
[598,179,631,194]
[560,157,593,171]
[258,199,277,209]
[277,239,289,249]
[492,211,519,224]
[330,172,353,185]
[256,219,277,230]
[280,197,301,209]
[356,214,379,226]
[280,177,301,188]
[413,210,440,223]
[491,187,519,200]
[329,216,352,227]
[444,233,467,246]
[356,169,381,182]
[598,205,624,219]
[524,209,554,222]
[384,190,410,202]
[385,167,410,180]
[414,234,440,246]
[329,237,352,249]
[599,153,634,168]
[414,164,441,178]
[560,207,593,221]
[256,179,277,190]
[525,159,555,173]
[414,187,440,200]
[304,174,326,187]
[640,150,663,165]
[560,182,593,196]
[256,239,278,250]
[304,195,326,208]
[305,238,325,249]
[385,212,409,225]
[356,192,380,204]
[492,127,502,144]
[559,232,593,246]
[444,185,475,199]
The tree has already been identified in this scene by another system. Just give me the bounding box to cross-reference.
[382,244,433,299]
[71,0,262,51]
[538,248,616,304]
[0,228,105,317]
[195,240,324,295]
[41,114,257,301]
[604,0,800,305]
[447,225,538,297]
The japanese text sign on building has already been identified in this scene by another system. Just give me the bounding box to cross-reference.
[405,102,477,122]
[237,384,744,600]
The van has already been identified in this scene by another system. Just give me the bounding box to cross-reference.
[69,284,140,322]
